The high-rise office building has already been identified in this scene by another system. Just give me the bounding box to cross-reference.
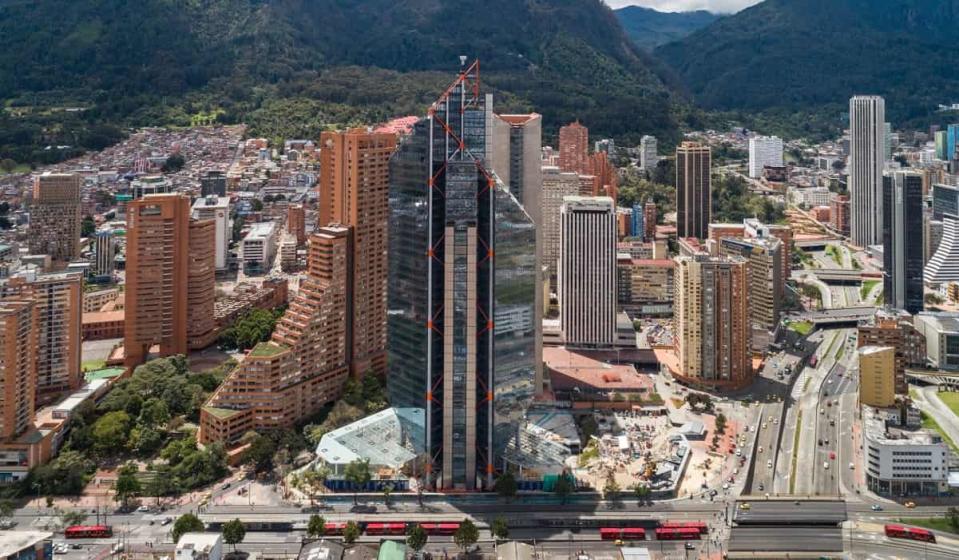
[93,231,115,279]
[191,196,231,272]
[631,204,644,239]
[588,151,618,201]
[948,124,959,162]
[0,299,37,440]
[318,129,396,378]
[849,95,886,246]
[199,227,351,444]
[718,237,783,347]
[559,196,617,348]
[674,255,751,390]
[676,142,711,239]
[558,121,589,176]
[643,200,657,241]
[28,173,81,265]
[931,183,959,220]
[287,203,307,245]
[936,130,949,161]
[490,113,544,387]
[388,62,536,490]
[882,171,924,314]
[640,135,658,171]
[858,346,896,408]
[748,136,783,178]
[542,166,581,282]
[200,170,228,197]
[124,194,215,368]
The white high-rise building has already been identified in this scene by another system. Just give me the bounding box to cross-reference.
[542,166,582,282]
[640,135,659,170]
[191,196,231,271]
[849,95,886,247]
[748,135,783,178]
[925,214,959,284]
[559,196,616,348]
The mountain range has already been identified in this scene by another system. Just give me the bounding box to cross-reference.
[0,0,682,165]
[655,0,959,124]
[615,5,719,50]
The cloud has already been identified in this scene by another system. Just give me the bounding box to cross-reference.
[604,0,763,13]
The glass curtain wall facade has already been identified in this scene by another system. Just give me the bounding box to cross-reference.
[388,62,535,490]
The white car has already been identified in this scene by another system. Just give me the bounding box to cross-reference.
[767,460,772,468]
[736,449,742,457]
[823,462,829,470]
[758,446,763,453]
[762,423,767,430]
[136,505,150,512]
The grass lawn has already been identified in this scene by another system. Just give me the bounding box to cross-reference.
[860,280,879,300]
[825,245,843,266]
[0,163,31,175]
[788,320,814,336]
[937,391,959,418]
[898,517,959,535]
[81,359,106,371]
[790,410,802,494]
[920,411,959,453]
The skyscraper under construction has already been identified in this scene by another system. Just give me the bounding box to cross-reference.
[388,61,537,490]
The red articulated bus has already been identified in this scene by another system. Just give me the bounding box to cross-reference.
[655,527,701,541]
[599,527,646,541]
[65,525,113,539]
[660,521,708,535]
[365,523,406,536]
[884,524,936,543]
[323,522,347,535]
[418,523,460,536]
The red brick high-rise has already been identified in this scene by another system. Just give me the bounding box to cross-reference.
[318,130,396,378]
[287,203,307,245]
[199,227,351,444]
[559,121,590,176]
[643,200,657,241]
[124,194,215,368]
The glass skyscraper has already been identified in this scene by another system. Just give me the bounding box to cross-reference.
[388,61,536,490]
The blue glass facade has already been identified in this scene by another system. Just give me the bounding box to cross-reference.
[387,64,535,490]
[631,203,644,238]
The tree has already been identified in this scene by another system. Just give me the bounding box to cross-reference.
[59,509,88,528]
[161,153,186,173]
[948,506,959,530]
[172,514,204,543]
[344,459,371,505]
[251,199,264,212]
[0,500,13,521]
[633,484,651,505]
[241,433,276,473]
[603,475,621,501]
[114,462,142,508]
[0,159,17,173]
[343,521,361,545]
[382,483,393,506]
[91,411,132,457]
[137,398,171,428]
[145,465,174,506]
[554,473,574,505]
[715,413,727,435]
[307,515,326,538]
[222,519,246,552]
[491,517,509,540]
[299,467,328,507]
[406,524,427,552]
[81,215,96,237]
[453,519,479,553]
[494,472,517,501]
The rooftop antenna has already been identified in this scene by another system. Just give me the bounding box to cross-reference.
[459,55,467,67]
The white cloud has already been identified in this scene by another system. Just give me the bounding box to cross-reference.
[605,0,763,14]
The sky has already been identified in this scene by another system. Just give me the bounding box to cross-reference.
[604,0,763,13]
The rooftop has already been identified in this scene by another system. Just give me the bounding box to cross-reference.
[316,407,425,469]
[176,533,221,553]
[244,222,277,242]
[863,406,944,447]
[544,347,653,392]
[249,342,287,357]
[0,531,52,558]
[203,406,243,420]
